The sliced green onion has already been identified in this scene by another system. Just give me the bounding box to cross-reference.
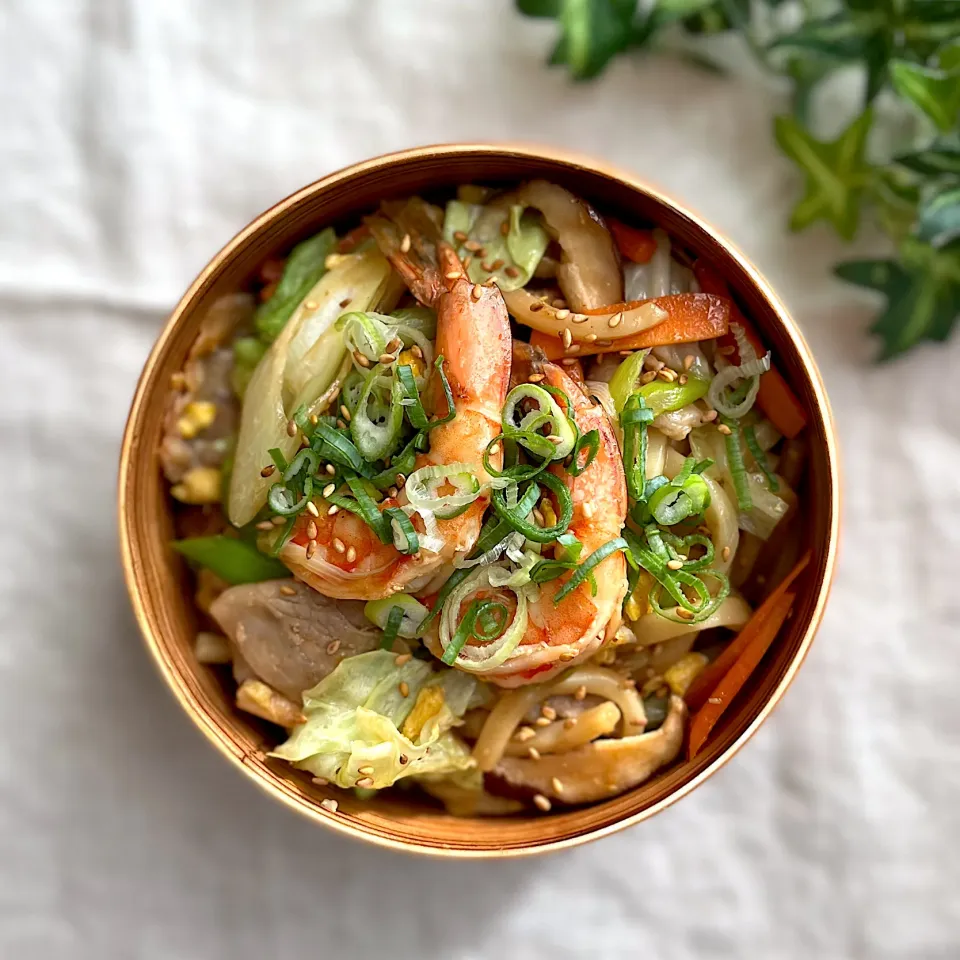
[649,568,730,624]
[638,376,711,418]
[351,365,405,461]
[621,393,655,503]
[311,422,372,477]
[267,447,290,474]
[483,435,548,484]
[384,506,419,555]
[267,484,309,516]
[490,472,573,543]
[743,424,780,492]
[569,428,600,477]
[340,370,367,415]
[501,383,576,460]
[554,537,628,604]
[528,558,577,584]
[608,350,650,414]
[438,568,528,672]
[417,494,538,637]
[378,604,405,650]
[430,355,456,429]
[555,532,583,562]
[721,417,753,511]
[441,599,509,666]
[369,432,424,491]
[396,364,429,429]
[343,474,392,543]
[365,594,429,638]
[337,311,389,364]
[404,463,482,520]
[646,456,711,526]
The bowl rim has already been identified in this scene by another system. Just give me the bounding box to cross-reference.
[119,142,840,858]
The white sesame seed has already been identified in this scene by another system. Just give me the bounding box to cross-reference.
[256,520,275,531]
[305,541,317,559]
[533,794,552,812]
[279,585,297,596]
[312,776,329,786]
[541,705,557,720]
[667,559,683,570]
[444,270,461,280]
[395,653,412,666]
[400,233,411,253]
[608,312,623,328]
[333,538,345,553]
[562,327,573,349]
[398,681,409,697]
[535,716,552,727]
[717,423,732,435]
[327,504,340,516]
[551,777,564,793]
[514,726,535,742]
[346,546,357,563]
[286,420,298,437]
[356,777,375,788]
[528,747,541,760]
[574,685,587,701]
[722,546,731,561]
[358,765,374,775]
[320,799,339,814]
[582,502,595,519]
[305,301,318,311]
[322,483,336,498]
[555,308,570,320]
[572,313,589,324]
[306,501,320,517]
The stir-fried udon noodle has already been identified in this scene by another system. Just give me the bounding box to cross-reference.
[163,182,811,816]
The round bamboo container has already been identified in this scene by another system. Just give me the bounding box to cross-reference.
[119,144,840,858]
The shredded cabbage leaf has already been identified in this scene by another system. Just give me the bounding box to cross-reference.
[442,201,548,291]
[269,651,478,789]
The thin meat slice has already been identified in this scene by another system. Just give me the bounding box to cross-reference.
[209,580,381,701]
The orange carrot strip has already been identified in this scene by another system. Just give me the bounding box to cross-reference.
[529,293,730,359]
[692,261,807,439]
[684,550,812,714]
[686,589,797,760]
[609,219,658,264]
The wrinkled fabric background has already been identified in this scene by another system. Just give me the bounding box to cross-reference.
[1,2,958,958]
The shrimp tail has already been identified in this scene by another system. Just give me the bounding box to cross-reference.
[366,197,461,306]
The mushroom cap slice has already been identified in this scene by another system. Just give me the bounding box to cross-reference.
[494,696,686,804]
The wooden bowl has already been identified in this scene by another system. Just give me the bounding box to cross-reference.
[119,144,839,858]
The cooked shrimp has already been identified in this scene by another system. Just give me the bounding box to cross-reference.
[481,344,628,687]
[280,199,511,600]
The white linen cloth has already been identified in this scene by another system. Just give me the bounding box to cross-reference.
[1,2,957,957]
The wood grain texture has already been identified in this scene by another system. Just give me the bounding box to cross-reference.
[118,144,840,858]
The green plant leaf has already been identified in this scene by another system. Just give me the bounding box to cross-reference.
[894,133,960,177]
[890,59,960,132]
[836,241,960,359]
[516,0,561,16]
[774,110,874,240]
[917,185,960,247]
[548,0,637,79]
[869,168,921,243]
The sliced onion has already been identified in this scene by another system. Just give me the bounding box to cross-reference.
[439,567,528,673]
